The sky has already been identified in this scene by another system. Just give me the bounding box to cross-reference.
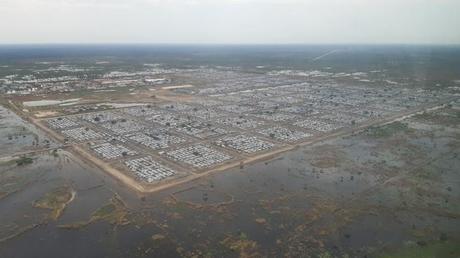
[1,0,459,45]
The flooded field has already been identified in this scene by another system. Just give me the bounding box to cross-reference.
[0,106,459,257]
[0,105,58,156]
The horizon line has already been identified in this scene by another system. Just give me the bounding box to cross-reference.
[1,42,460,47]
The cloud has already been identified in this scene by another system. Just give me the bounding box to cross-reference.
[1,0,459,44]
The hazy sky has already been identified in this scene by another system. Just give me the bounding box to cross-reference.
[1,0,459,44]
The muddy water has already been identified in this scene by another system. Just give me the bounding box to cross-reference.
[0,110,459,257]
[0,105,59,156]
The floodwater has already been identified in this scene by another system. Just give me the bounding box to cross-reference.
[0,105,59,156]
[0,107,459,257]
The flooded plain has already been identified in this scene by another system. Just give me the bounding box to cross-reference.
[0,106,459,257]
[0,105,58,156]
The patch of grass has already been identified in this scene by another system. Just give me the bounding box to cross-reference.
[414,109,460,125]
[366,122,410,138]
[413,166,441,181]
[59,195,129,229]
[89,196,129,225]
[219,233,259,257]
[414,112,436,121]
[92,203,117,219]
[15,156,33,166]
[34,186,75,220]
[379,241,460,258]
[0,158,19,167]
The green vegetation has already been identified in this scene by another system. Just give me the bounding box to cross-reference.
[34,186,75,220]
[366,122,410,138]
[414,111,436,120]
[413,109,460,125]
[379,241,460,258]
[51,149,59,157]
[59,195,129,229]
[0,158,20,167]
[219,232,260,257]
[92,203,116,219]
[90,196,129,225]
[89,196,129,225]
[15,156,33,166]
